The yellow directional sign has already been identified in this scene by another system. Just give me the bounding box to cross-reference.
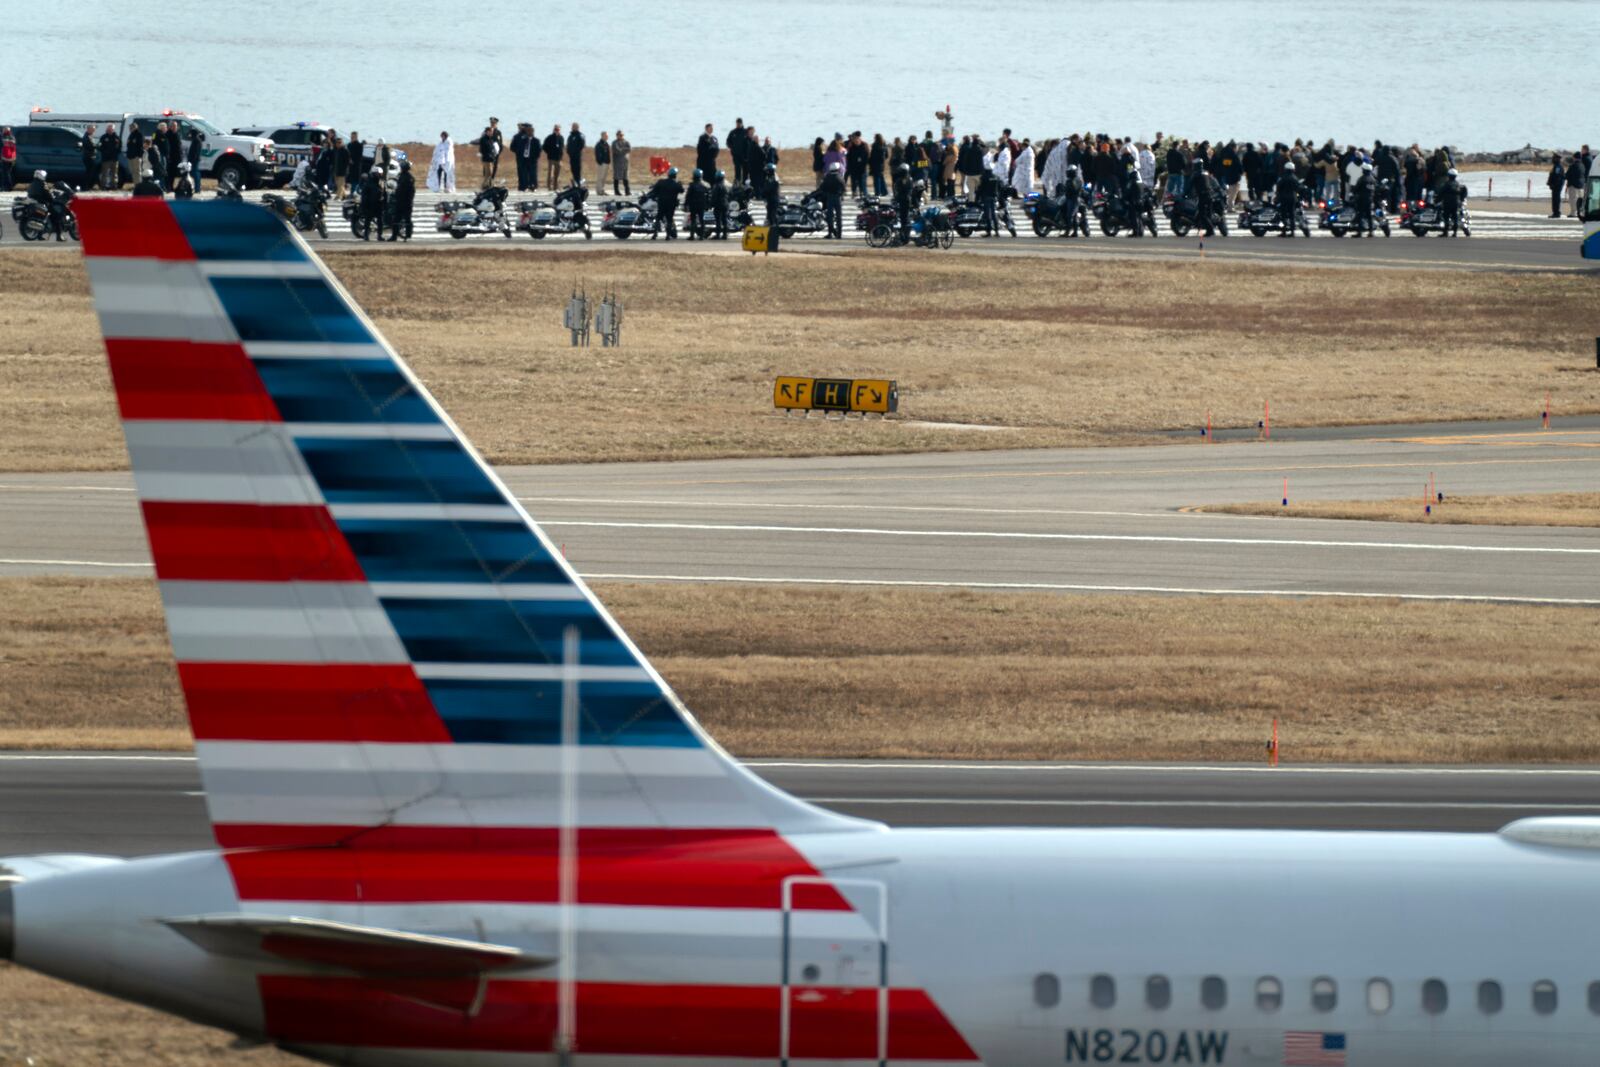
[774,377,898,415]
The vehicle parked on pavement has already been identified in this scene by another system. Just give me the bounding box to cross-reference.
[29,108,275,189]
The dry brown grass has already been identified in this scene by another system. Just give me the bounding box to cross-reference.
[1206,491,1600,528]
[1,248,1598,472]
[6,576,1600,764]
[0,964,302,1067]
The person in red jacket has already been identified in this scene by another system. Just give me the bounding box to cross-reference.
[0,128,16,191]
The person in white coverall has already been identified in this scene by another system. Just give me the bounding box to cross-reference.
[1010,141,1035,197]
[428,131,457,193]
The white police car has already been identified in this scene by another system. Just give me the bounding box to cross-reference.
[232,122,405,186]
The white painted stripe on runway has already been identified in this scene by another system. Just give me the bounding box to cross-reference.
[583,572,1600,606]
[813,797,1600,810]
[520,495,1166,519]
[0,558,152,569]
[748,760,1600,777]
[0,484,136,493]
[550,519,1600,555]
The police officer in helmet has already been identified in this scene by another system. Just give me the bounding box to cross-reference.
[816,160,846,239]
[1274,162,1305,237]
[892,161,914,244]
[684,168,710,240]
[709,170,731,239]
[648,165,684,240]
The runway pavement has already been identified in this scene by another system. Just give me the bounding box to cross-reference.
[5,753,1600,857]
[3,189,1593,272]
[5,418,1599,604]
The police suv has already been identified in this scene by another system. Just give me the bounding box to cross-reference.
[231,122,406,186]
[28,109,275,189]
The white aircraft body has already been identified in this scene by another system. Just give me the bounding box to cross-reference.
[3,198,1598,1067]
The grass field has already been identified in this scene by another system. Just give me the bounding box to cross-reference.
[1206,492,1600,527]
[2,249,1597,472]
[6,576,1600,763]
[0,964,303,1067]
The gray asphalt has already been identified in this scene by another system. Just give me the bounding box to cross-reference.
[7,418,1600,604]
[5,754,1600,857]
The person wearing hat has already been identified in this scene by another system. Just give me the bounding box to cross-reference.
[816,159,846,239]
[611,131,631,195]
[359,164,387,240]
[1437,167,1466,236]
[173,161,195,200]
[709,169,731,239]
[684,168,710,240]
[762,161,783,251]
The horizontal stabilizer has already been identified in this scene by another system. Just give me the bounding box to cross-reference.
[161,913,553,976]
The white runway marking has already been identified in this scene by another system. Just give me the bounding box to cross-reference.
[749,760,1600,777]
[0,558,152,569]
[551,520,1600,554]
[521,496,1166,519]
[583,571,1600,606]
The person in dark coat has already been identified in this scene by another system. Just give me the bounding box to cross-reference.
[165,125,183,190]
[313,137,334,189]
[846,132,868,200]
[188,131,208,194]
[726,118,748,185]
[97,125,121,189]
[173,162,195,199]
[696,124,719,178]
[815,161,846,238]
[1350,162,1378,237]
[387,160,415,241]
[891,162,913,243]
[761,162,782,252]
[868,134,887,196]
[743,128,766,196]
[346,132,364,182]
[684,169,710,239]
[566,124,586,183]
[543,125,564,189]
[510,123,534,191]
[709,170,731,238]
[1437,167,1466,236]
[1565,155,1586,217]
[1375,143,1402,212]
[648,166,683,239]
[125,122,147,184]
[1547,158,1566,218]
[80,127,98,190]
[1119,159,1145,237]
[977,162,1003,236]
[27,171,68,238]
[1274,164,1305,237]
[358,165,386,240]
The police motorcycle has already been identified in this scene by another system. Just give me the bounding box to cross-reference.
[15,181,79,242]
[1319,182,1392,238]
[693,182,753,234]
[1164,189,1230,237]
[599,194,660,239]
[773,192,828,238]
[439,184,514,240]
[1400,188,1471,237]
[1024,182,1091,238]
[519,182,593,240]
[1094,184,1159,237]
[213,175,244,201]
[855,196,899,235]
[1239,195,1313,238]
[947,195,1016,238]
[867,200,955,250]
[263,184,331,239]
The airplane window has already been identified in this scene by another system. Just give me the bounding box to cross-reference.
[1255,976,1282,1012]
[1201,976,1227,1011]
[1533,980,1558,1016]
[1422,978,1448,1015]
[1477,981,1502,1015]
[1311,977,1337,1013]
[1588,982,1600,1015]
[1033,973,1060,1008]
[1366,978,1392,1015]
[1089,974,1115,1010]
[1146,975,1171,1011]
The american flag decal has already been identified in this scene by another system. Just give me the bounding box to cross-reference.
[1284,1030,1346,1066]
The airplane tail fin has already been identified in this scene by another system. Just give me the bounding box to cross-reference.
[76,199,870,852]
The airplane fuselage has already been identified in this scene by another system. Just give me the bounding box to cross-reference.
[9,824,1600,1066]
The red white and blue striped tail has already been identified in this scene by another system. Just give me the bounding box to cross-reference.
[76,199,869,850]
